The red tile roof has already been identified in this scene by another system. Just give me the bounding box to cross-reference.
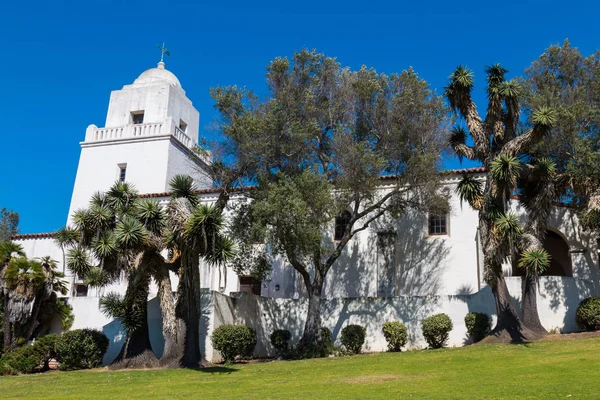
[10,232,56,240]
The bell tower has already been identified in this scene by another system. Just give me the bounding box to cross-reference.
[66,57,211,222]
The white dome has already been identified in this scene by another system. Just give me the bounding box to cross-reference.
[133,62,181,87]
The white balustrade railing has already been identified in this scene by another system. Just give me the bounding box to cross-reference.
[174,126,192,147]
[89,122,195,149]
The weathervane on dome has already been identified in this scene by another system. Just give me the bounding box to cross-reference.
[157,42,170,63]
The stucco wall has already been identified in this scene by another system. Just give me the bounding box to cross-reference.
[205,275,600,362]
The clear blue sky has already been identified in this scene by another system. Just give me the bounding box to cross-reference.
[1,0,598,234]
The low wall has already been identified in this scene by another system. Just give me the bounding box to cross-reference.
[203,276,600,362]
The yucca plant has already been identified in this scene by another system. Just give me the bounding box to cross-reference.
[446,62,557,342]
[64,181,166,369]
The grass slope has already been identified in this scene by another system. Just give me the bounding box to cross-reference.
[1,336,599,399]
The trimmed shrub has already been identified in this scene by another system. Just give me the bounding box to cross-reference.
[320,327,334,356]
[575,297,600,331]
[211,324,257,363]
[55,329,108,370]
[289,327,335,359]
[422,313,453,349]
[0,346,38,375]
[270,329,291,358]
[464,312,492,343]
[32,334,60,370]
[382,321,407,352]
[340,324,366,354]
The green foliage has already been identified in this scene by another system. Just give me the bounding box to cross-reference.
[31,334,60,368]
[382,321,408,352]
[455,176,483,209]
[464,312,492,343]
[490,154,521,188]
[0,345,38,375]
[211,325,257,363]
[270,329,291,358]
[169,175,199,207]
[0,208,19,242]
[422,314,453,349]
[575,297,600,331]
[55,329,108,371]
[340,325,366,354]
[290,327,334,359]
[518,248,551,276]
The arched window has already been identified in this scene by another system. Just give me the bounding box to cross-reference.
[512,230,573,277]
[334,211,352,241]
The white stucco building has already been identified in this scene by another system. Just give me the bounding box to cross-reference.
[12,60,600,362]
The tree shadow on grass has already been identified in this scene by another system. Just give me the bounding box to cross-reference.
[192,366,239,374]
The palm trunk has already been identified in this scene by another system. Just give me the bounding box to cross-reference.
[521,274,547,335]
[109,275,158,370]
[3,314,12,352]
[156,271,185,367]
[300,273,324,345]
[175,249,202,368]
[484,275,541,343]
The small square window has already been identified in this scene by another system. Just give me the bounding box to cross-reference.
[118,164,127,182]
[131,111,144,124]
[75,284,88,297]
[179,120,187,132]
[428,214,448,236]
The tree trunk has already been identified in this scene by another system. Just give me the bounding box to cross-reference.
[156,271,185,368]
[483,276,542,343]
[521,274,548,335]
[109,276,158,370]
[299,273,324,345]
[3,314,12,352]
[175,250,202,368]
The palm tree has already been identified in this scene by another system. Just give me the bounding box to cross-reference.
[515,158,559,335]
[447,64,557,342]
[0,241,25,351]
[164,174,234,367]
[53,227,79,273]
[67,182,166,369]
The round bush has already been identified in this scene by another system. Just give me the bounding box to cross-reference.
[211,324,257,363]
[382,321,407,352]
[0,346,38,375]
[55,329,109,370]
[340,324,366,354]
[575,297,600,331]
[270,329,291,358]
[32,334,60,370]
[464,312,492,343]
[422,313,453,349]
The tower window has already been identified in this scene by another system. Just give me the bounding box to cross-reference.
[131,111,144,124]
[118,164,127,182]
[428,213,448,236]
[334,210,352,241]
[179,120,188,132]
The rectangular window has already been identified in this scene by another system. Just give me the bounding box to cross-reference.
[75,284,88,297]
[428,214,448,236]
[179,120,187,132]
[118,164,127,182]
[131,111,144,124]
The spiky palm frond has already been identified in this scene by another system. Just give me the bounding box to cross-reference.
[114,215,148,249]
[53,227,79,248]
[84,267,110,289]
[500,79,520,99]
[93,231,118,259]
[169,174,199,206]
[444,65,474,112]
[494,213,523,243]
[89,191,107,208]
[455,175,484,209]
[106,181,139,215]
[531,105,558,128]
[135,199,165,234]
[518,248,551,276]
[449,126,468,148]
[55,299,74,330]
[490,154,521,188]
[0,241,25,261]
[185,205,224,246]
[205,235,236,266]
[4,257,45,294]
[580,209,600,230]
[66,246,92,278]
[99,292,125,319]
[87,204,114,231]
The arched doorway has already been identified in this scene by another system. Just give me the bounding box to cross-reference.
[512,230,573,277]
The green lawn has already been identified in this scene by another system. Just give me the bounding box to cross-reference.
[1,336,599,399]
